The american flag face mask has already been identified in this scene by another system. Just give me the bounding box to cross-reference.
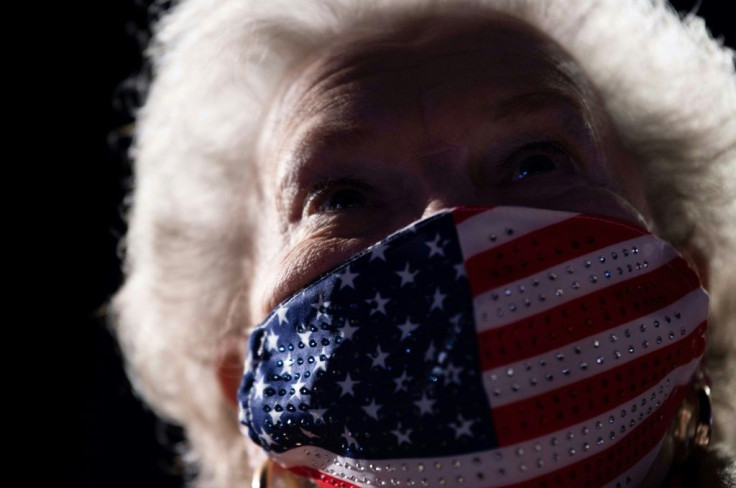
[238,206,708,488]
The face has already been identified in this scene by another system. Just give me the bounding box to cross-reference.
[249,13,651,327]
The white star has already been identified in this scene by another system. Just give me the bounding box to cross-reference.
[444,363,462,385]
[362,400,381,420]
[260,429,276,447]
[415,393,435,415]
[343,426,359,447]
[338,372,357,397]
[309,408,328,424]
[397,318,419,341]
[338,266,359,289]
[311,294,332,324]
[265,331,279,351]
[297,328,312,346]
[454,416,474,439]
[425,234,445,257]
[341,323,359,341]
[316,310,332,325]
[449,313,464,332]
[268,408,283,424]
[275,304,289,325]
[281,353,294,376]
[292,378,307,399]
[253,375,268,400]
[315,348,329,373]
[311,294,330,311]
[454,262,467,279]
[430,287,446,311]
[300,427,319,439]
[392,424,412,445]
[369,242,388,261]
[396,262,417,286]
[424,342,437,362]
[371,345,389,368]
[393,370,410,391]
[367,291,390,315]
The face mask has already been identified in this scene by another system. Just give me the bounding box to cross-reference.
[238,206,708,488]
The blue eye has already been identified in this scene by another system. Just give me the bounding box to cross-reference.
[321,187,367,211]
[509,142,572,181]
[514,154,558,180]
[306,178,371,215]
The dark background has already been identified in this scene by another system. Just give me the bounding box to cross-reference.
[76,2,733,487]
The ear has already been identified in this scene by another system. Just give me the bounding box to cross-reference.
[216,340,245,410]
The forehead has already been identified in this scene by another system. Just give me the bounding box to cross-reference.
[282,14,589,108]
[304,15,575,85]
[262,13,602,182]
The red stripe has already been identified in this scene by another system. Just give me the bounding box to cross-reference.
[288,388,687,488]
[464,215,647,297]
[477,257,701,370]
[452,206,495,225]
[288,465,363,488]
[493,383,686,488]
[492,321,706,446]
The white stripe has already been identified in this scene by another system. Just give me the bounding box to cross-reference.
[456,206,576,260]
[472,234,680,332]
[601,437,665,488]
[270,359,698,488]
[482,288,708,407]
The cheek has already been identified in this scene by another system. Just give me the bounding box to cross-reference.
[250,233,369,324]
[495,176,649,228]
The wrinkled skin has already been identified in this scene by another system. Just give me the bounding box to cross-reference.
[243,12,678,486]
[251,14,651,323]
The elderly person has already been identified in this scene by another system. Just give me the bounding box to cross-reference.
[112,0,736,486]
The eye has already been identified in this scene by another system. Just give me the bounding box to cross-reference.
[322,187,367,211]
[508,142,574,181]
[306,178,370,215]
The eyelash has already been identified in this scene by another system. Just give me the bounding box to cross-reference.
[303,141,576,215]
[504,140,575,181]
[304,178,372,215]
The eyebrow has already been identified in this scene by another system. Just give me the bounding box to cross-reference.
[492,90,589,120]
[297,89,593,148]
[280,88,598,190]
[479,88,602,156]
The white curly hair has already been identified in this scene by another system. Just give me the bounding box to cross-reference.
[111,0,736,486]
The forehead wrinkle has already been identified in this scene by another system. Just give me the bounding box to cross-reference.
[274,48,418,157]
[270,11,613,198]
[494,91,600,158]
[275,123,369,198]
[284,41,413,112]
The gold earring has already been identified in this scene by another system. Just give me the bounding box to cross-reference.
[252,459,313,488]
[672,371,713,463]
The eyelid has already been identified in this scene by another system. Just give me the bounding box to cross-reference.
[507,140,570,161]
[304,177,373,216]
[504,140,578,181]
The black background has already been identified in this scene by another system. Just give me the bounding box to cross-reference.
[75,2,733,487]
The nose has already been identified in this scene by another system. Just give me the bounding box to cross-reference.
[416,144,483,218]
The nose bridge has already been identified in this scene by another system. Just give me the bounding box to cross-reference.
[416,144,478,217]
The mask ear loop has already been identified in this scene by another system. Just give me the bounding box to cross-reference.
[672,367,713,463]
